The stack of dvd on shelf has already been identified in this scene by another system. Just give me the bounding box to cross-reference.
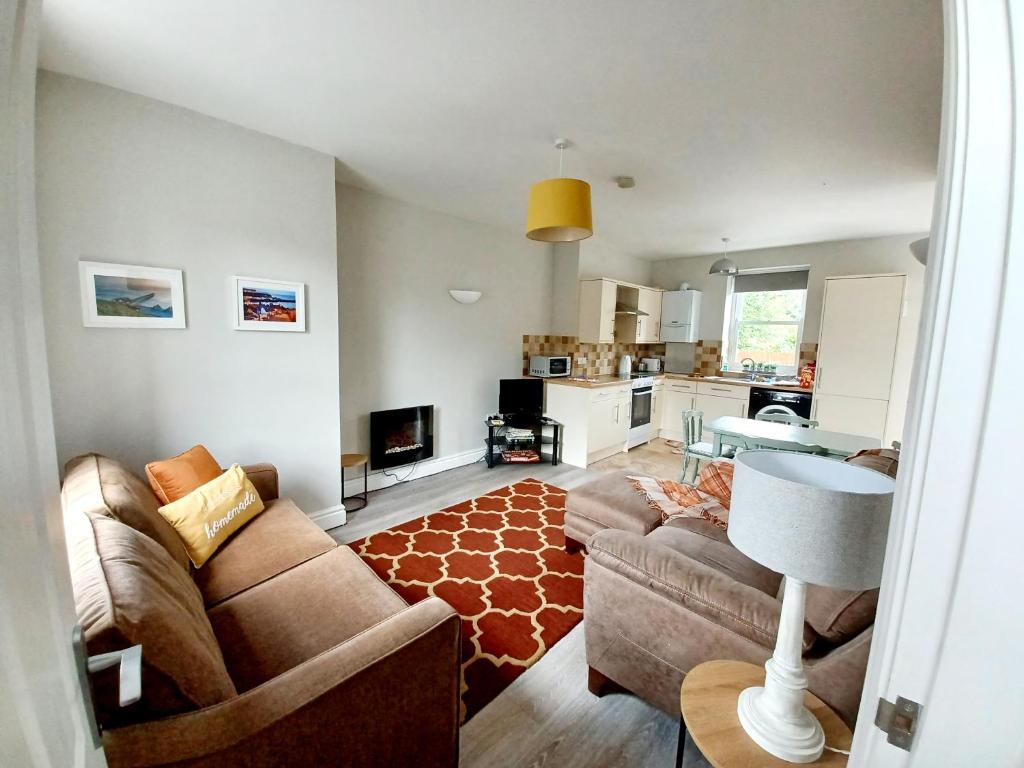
[504,449,541,463]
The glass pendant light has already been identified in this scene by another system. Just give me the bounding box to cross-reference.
[526,139,593,242]
[709,237,739,276]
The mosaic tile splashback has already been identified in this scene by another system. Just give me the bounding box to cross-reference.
[522,336,818,378]
[522,336,666,378]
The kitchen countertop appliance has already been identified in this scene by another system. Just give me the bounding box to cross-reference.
[618,354,632,377]
[529,355,570,378]
[640,357,661,372]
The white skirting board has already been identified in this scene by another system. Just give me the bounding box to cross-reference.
[306,448,487,530]
[308,503,347,531]
[364,447,486,493]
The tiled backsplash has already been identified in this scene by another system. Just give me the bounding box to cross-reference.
[522,336,666,377]
[696,340,721,377]
[522,335,819,378]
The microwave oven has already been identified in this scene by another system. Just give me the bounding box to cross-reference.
[529,355,571,378]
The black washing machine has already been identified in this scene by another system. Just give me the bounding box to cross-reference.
[748,387,813,420]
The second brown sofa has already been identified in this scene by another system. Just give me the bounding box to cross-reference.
[568,453,894,728]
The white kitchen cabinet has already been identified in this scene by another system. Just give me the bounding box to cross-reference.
[816,275,905,399]
[588,388,630,457]
[651,380,665,430]
[660,289,702,342]
[544,382,630,467]
[814,274,907,441]
[578,279,617,343]
[658,378,697,439]
[694,392,747,442]
[812,394,889,441]
[638,287,663,342]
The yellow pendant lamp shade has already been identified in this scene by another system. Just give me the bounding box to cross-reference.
[526,177,593,242]
[526,140,593,242]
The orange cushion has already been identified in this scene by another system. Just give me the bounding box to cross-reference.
[146,445,222,505]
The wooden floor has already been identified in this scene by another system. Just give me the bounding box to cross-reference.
[329,443,712,767]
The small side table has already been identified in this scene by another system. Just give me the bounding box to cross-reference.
[341,453,368,511]
[677,660,851,767]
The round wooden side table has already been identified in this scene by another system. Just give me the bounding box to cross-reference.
[677,660,851,767]
[341,453,368,511]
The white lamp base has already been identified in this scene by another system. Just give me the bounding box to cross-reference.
[737,684,825,763]
[735,577,825,763]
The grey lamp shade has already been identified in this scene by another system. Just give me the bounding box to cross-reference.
[727,451,895,590]
[709,257,739,276]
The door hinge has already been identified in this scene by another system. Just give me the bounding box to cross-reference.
[874,695,921,751]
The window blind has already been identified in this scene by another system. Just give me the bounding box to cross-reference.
[733,269,809,293]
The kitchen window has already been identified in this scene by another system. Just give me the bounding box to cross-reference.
[723,268,808,375]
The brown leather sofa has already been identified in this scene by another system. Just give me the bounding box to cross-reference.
[62,453,461,768]
[568,452,896,728]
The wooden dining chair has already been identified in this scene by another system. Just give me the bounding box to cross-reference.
[680,409,726,484]
[754,408,820,428]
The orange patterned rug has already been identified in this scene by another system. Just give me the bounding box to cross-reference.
[352,478,583,721]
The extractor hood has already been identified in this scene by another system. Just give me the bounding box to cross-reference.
[614,303,649,317]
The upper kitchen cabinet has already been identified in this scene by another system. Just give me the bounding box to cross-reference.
[637,287,663,342]
[578,278,617,343]
[613,284,664,343]
[813,274,907,440]
[660,289,702,342]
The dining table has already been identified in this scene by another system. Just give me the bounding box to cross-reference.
[706,415,881,458]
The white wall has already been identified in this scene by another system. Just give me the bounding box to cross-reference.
[577,236,653,284]
[551,242,580,335]
[36,72,341,513]
[550,236,651,336]
[650,235,927,343]
[337,184,553,466]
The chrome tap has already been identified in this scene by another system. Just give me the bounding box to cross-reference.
[740,358,756,380]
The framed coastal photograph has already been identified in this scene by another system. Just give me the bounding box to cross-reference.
[232,276,306,332]
[79,261,186,329]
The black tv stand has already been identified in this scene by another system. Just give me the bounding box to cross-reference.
[485,416,561,469]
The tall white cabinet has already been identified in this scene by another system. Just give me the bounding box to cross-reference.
[813,274,907,442]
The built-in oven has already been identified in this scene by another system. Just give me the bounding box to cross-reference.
[628,376,655,448]
[748,387,813,422]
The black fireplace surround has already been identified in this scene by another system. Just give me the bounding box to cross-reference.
[370,405,434,470]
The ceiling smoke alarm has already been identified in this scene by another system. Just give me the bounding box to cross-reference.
[615,176,636,189]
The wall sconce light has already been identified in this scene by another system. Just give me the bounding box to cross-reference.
[448,290,482,304]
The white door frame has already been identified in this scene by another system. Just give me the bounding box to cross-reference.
[0,1,105,765]
[851,1,1024,765]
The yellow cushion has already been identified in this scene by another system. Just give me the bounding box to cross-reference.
[157,465,265,568]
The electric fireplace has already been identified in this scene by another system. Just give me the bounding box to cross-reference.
[369,405,434,470]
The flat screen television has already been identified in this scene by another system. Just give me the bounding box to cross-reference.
[499,379,543,425]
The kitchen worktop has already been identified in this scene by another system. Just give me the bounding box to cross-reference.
[536,372,808,393]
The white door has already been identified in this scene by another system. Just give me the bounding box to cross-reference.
[850,2,1024,765]
[693,393,746,443]
[812,394,889,441]
[816,275,905,400]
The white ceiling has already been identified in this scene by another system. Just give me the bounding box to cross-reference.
[39,1,942,259]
